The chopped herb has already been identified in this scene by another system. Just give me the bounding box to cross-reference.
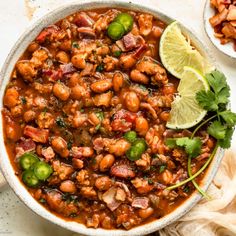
[20,96,27,104]
[150,166,157,171]
[96,64,104,72]
[69,213,78,218]
[80,109,85,113]
[147,178,153,185]
[39,198,46,204]
[183,186,190,193]
[95,124,101,131]
[113,50,122,57]
[159,165,166,173]
[56,117,66,128]
[67,139,73,150]
[43,107,48,115]
[72,41,80,48]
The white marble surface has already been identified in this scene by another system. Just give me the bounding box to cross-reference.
[0,0,235,235]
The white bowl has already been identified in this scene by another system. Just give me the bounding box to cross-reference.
[204,0,236,59]
[0,1,224,235]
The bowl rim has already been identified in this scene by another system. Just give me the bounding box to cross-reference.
[0,1,224,235]
[203,0,236,59]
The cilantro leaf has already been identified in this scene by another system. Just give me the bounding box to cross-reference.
[220,110,236,126]
[165,138,177,148]
[176,137,202,158]
[206,70,227,94]
[218,128,234,148]
[207,121,226,139]
[217,86,230,104]
[196,90,218,111]
[165,137,202,158]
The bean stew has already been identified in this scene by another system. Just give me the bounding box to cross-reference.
[2,8,216,230]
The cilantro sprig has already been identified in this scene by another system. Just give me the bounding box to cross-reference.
[165,70,236,197]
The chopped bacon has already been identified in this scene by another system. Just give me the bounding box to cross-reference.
[102,187,121,211]
[15,138,36,158]
[42,68,63,81]
[23,125,49,143]
[209,8,229,27]
[133,44,147,59]
[60,63,76,75]
[222,22,236,39]
[131,197,149,209]
[110,163,135,178]
[74,12,94,27]
[77,27,96,39]
[36,25,59,43]
[41,147,55,161]
[123,33,137,50]
[113,109,137,123]
[111,119,132,132]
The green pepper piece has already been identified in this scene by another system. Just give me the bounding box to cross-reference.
[33,161,53,181]
[22,170,40,188]
[107,22,125,40]
[114,13,134,33]
[126,138,147,161]
[124,131,137,143]
[19,153,40,170]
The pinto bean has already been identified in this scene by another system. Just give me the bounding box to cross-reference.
[99,154,115,172]
[125,91,140,112]
[152,26,163,38]
[108,139,131,156]
[130,70,149,84]
[163,83,176,95]
[112,72,124,92]
[51,136,69,158]
[91,79,113,93]
[55,51,70,64]
[16,61,36,82]
[5,123,20,141]
[119,54,137,70]
[160,111,170,122]
[95,176,112,191]
[161,169,173,185]
[60,180,77,193]
[135,117,149,136]
[71,53,87,69]
[53,82,70,101]
[23,110,36,122]
[138,207,154,219]
[71,85,87,100]
[27,42,40,53]
[4,88,19,108]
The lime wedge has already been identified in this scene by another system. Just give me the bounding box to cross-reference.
[159,21,213,79]
[166,67,209,129]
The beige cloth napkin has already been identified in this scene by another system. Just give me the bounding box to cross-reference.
[158,151,236,236]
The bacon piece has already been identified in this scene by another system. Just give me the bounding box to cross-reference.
[23,125,49,143]
[74,12,94,27]
[131,197,149,209]
[227,6,236,21]
[15,138,36,158]
[77,27,96,39]
[133,44,147,59]
[41,147,55,161]
[36,25,59,43]
[60,63,76,75]
[110,163,135,178]
[102,187,121,211]
[123,33,137,50]
[209,8,228,27]
[222,23,236,39]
